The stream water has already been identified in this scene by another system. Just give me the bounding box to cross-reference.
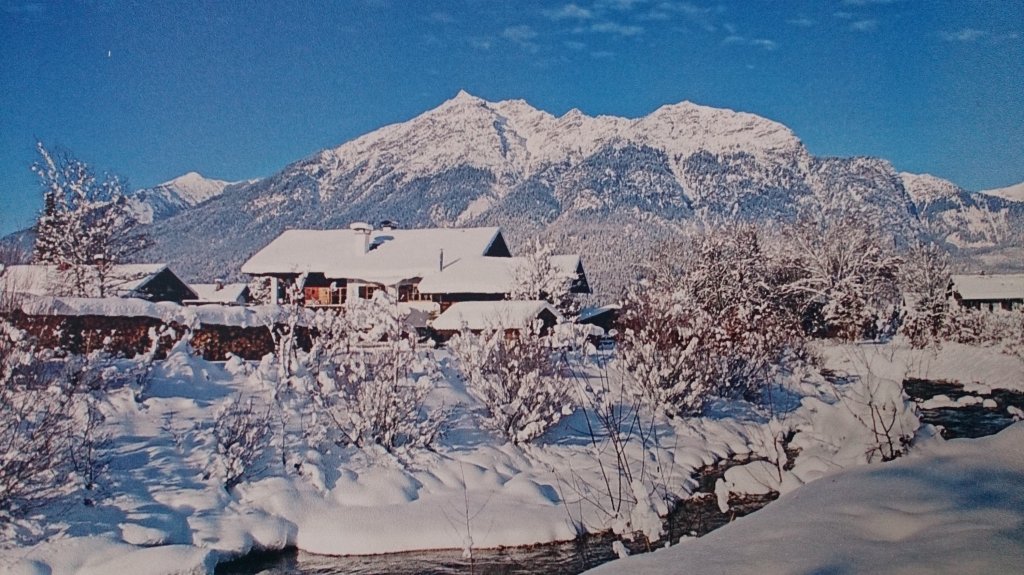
[903,378,1024,439]
[216,378,1022,575]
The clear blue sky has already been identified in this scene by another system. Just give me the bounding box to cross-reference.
[2,0,1022,234]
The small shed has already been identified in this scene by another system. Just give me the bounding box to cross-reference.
[577,304,620,334]
[0,264,197,304]
[950,274,1024,312]
[431,300,562,337]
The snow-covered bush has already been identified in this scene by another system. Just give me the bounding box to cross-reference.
[0,321,106,519]
[307,294,445,453]
[207,394,275,491]
[318,340,443,452]
[945,308,1024,358]
[449,324,573,445]
[617,224,805,417]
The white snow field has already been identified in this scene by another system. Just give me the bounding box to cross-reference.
[588,422,1024,575]
[1,337,1022,574]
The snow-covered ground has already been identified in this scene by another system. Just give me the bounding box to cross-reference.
[2,338,1021,574]
[588,422,1024,574]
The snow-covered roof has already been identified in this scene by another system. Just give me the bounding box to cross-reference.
[241,227,505,285]
[578,304,620,322]
[951,274,1024,301]
[0,264,171,297]
[188,283,249,304]
[431,300,561,331]
[417,255,581,295]
[19,296,312,328]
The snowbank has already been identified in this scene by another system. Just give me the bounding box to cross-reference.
[2,340,1021,574]
[587,422,1024,575]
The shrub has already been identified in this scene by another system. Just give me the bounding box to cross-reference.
[449,324,572,445]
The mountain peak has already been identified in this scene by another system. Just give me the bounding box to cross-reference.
[155,171,232,206]
[900,172,964,203]
[164,171,209,187]
[450,89,484,104]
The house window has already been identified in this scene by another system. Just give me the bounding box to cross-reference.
[398,283,433,302]
[302,284,346,306]
[358,285,379,300]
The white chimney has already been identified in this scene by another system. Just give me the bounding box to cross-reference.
[349,222,373,254]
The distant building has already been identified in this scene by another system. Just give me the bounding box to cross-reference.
[0,264,197,305]
[240,223,590,331]
[950,274,1024,312]
[186,281,251,306]
[431,300,562,337]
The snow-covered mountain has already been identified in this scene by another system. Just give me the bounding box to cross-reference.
[128,172,238,224]
[135,92,1022,294]
[900,172,1020,249]
[981,182,1024,203]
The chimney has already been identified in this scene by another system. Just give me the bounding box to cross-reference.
[439,248,444,272]
[214,278,224,291]
[349,222,373,254]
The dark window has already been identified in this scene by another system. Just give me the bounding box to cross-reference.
[398,283,434,302]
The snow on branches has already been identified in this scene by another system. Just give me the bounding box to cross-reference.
[449,323,573,445]
[510,238,578,315]
[32,142,149,297]
[616,223,806,417]
[898,241,953,348]
[260,291,446,456]
[0,320,106,520]
[781,214,902,340]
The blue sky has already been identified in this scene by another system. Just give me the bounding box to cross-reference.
[2,0,1022,234]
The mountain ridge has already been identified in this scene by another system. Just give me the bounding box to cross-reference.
[16,91,1021,296]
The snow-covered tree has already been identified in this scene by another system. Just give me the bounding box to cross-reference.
[898,241,952,348]
[510,238,578,316]
[246,276,273,305]
[781,214,902,340]
[449,324,573,445]
[617,223,805,417]
[32,142,149,297]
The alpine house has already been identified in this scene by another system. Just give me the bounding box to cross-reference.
[240,223,590,330]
